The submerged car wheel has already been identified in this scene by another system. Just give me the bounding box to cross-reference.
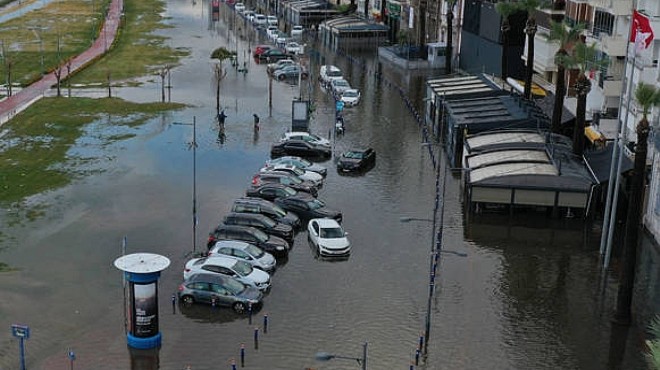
[233,302,247,314]
[278,74,286,81]
[182,295,194,305]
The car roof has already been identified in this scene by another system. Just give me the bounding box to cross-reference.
[185,272,231,284]
[215,224,261,233]
[310,218,341,228]
[235,197,275,205]
[197,255,239,267]
[226,212,269,221]
[252,182,294,191]
[211,240,253,250]
[346,147,372,154]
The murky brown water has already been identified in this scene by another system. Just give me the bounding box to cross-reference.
[0,1,648,369]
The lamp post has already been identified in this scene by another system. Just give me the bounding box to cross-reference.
[173,117,198,255]
[315,342,367,370]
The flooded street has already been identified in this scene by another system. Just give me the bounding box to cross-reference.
[0,0,648,369]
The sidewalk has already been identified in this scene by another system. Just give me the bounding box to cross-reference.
[0,0,123,127]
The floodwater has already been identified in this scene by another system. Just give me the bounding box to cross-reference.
[0,0,649,369]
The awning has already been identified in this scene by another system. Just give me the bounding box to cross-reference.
[585,126,605,144]
[506,78,547,98]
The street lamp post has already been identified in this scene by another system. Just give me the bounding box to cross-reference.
[173,117,198,255]
[315,342,367,370]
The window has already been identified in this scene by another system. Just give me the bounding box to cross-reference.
[592,10,614,37]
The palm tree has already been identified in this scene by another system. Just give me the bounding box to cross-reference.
[647,316,660,369]
[562,41,608,156]
[518,0,543,100]
[545,20,585,133]
[495,1,518,81]
[211,47,236,114]
[615,83,660,324]
[445,0,457,74]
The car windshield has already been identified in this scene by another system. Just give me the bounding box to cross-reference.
[259,216,277,227]
[286,176,302,184]
[224,278,247,295]
[343,90,358,98]
[232,260,254,276]
[328,70,342,77]
[296,158,312,166]
[306,198,325,210]
[253,228,269,242]
[245,244,265,258]
[334,80,349,87]
[344,151,365,159]
[270,204,287,217]
[320,227,344,238]
[283,186,297,196]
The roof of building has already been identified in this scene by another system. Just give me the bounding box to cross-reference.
[445,94,550,131]
[426,74,503,100]
[321,16,389,32]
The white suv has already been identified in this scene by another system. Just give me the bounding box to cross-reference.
[267,15,278,26]
[253,14,267,26]
[319,65,343,85]
[184,255,272,291]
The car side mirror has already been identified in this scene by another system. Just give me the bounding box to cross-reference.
[344,231,349,236]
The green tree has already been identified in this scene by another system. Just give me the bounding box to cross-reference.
[647,316,660,369]
[561,41,608,155]
[544,20,585,133]
[211,47,236,114]
[495,1,518,81]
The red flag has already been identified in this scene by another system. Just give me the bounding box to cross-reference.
[630,10,654,50]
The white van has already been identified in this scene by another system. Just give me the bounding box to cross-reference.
[253,14,267,26]
[319,65,343,85]
[267,15,278,26]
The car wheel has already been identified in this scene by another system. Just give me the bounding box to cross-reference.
[278,74,285,81]
[301,73,308,79]
[233,302,247,314]
[181,295,194,305]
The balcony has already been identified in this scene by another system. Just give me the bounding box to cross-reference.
[600,34,627,57]
[598,78,622,97]
[587,0,632,15]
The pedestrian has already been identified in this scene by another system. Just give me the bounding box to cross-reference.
[253,114,260,132]
[218,110,227,127]
[171,294,176,314]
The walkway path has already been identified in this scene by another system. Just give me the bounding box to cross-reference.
[0,0,123,126]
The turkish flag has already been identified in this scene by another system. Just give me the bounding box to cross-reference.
[630,10,654,50]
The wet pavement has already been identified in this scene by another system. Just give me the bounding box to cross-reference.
[0,0,649,369]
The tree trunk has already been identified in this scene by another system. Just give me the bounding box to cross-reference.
[551,50,567,133]
[524,17,537,100]
[445,10,453,75]
[501,18,510,80]
[572,75,590,156]
[614,117,650,325]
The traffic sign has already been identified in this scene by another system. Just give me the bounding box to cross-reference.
[11,325,29,339]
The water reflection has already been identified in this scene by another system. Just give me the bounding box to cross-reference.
[129,347,160,370]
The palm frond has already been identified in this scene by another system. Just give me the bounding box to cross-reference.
[565,41,608,73]
[635,83,660,117]
[495,1,519,17]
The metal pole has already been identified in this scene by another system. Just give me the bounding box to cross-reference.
[192,116,197,254]
[19,337,25,370]
[362,342,367,370]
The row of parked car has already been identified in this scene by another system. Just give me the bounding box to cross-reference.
[319,65,361,107]
[177,146,353,314]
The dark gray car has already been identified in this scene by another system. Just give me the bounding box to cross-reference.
[207,224,290,258]
[252,171,318,197]
[222,212,294,242]
[177,273,263,314]
[231,197,301,230]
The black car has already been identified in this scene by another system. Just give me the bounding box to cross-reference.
[231,197,301,230]
[222,212,294,242]
[246,183,314,201]
[274,196,342,225]
[252,172,319,197]
[337,148,376,173]
[207,224,290,258]
[258,49,288,63]
[270,139,332,159]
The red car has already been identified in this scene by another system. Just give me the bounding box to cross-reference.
[253,45,272,58]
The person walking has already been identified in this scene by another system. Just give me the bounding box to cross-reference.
[253,113,260,132]
[218,110,227,127]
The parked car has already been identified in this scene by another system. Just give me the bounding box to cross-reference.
[265,156,328,177]
[184,256,271,291]
[231,197,301,230]
[252,14,267,26]
[267,59,296,74]
[258,49,288,63]
[234,2,246,13]
[243,10,255,21]
[285,41,304,55]
[307,218,351,257]
[337,147,376,173]
[266,15,278,26]
[266,25,279,39]
[208,240,277,273]
[273,65,308,81]
[207,224,290,258]
[290,25,304,37]
[340,88,361,106]
[223,212,294,242]
[280,131,331,146]
[252,171,319,197]
[177,273,262,313]
[271,139,332,159]
[246,183,314,201]
[330,78,351,95]
[275,33,288,46]
[253,44,272,58]
[274,196,342,225]
[259,164,323,186]
[319,65,343,86]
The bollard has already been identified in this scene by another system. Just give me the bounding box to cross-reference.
[254,327,259,350]
[172,294,176,314]
[231,358,237,370]
[418,335,424,352]
[415,349,420,365]
[410,365,414,370]
[240,344,245,367]
[248,303,253,324]
[263,314,268,333]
